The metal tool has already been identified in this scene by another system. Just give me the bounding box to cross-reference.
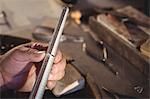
[29,6,69,99]
[32,26,84,43]
[82,40,118,76]
[102,87,119,99]
[134,86,144,94]
[101,61,119,76]
[102,87,136,99]
[0,11,11,28]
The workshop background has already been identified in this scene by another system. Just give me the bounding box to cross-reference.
[0,0,149,99]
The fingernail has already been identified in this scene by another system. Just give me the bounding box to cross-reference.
[37,51,45,54]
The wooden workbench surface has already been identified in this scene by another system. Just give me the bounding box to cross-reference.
[1,19,149,98]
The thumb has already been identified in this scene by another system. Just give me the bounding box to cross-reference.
[13,46,46,63]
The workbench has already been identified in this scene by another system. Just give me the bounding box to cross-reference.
[0,18,149,98]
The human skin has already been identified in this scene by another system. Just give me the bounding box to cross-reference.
[0,42,66,92]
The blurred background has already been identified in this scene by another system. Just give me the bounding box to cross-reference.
[0,0,149,99]
[0,0,149,31]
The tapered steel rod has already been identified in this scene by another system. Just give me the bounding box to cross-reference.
[29,7,69,99]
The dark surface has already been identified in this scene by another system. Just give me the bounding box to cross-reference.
[89,17,149,77]
[0,35,31,55]
[1,84,95,99]
[84,27,149,97]
[59,21,149,98]
[0,20,149,98]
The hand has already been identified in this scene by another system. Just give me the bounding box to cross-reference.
[0,42,66,91]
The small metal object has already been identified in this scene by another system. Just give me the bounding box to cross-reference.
[102,47,107,62]
[134,86,144,94]
[82,43,86,52]
[60,35,84,43]
[102,87,119,99]
[98,41,118,76]
[29,7,69,99]
[102,87,136,99]
[102,61,118,76]
[32,27,84,43]
[121,18,129,23]
[1,46,5,50]
[82,40,118,76]
[0,11,11,28]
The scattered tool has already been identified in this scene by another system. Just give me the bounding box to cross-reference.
[102,87,136,99]
[32,26,84,43]
[0,11,11,28]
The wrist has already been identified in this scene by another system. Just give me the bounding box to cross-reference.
[0,55,5,88]
[0,68,10,91]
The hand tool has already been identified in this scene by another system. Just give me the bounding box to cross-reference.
[29,6,69,99]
